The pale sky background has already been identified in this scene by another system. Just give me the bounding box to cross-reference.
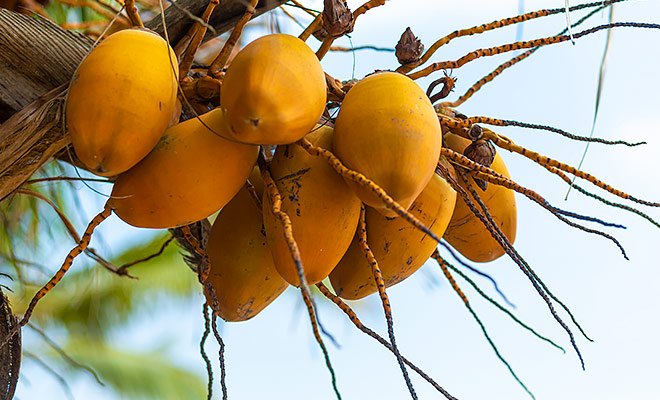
[13,0,660,399]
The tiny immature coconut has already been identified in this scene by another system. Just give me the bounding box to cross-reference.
[220,33,327,145]
[110,108,258,229]
[66,29,179,176]
[263,125,361,286]
[205,172,288,322]
[442,133,517,263]
[330,169,457,300]
[333,71,442,217]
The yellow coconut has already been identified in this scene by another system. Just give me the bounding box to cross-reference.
[330,171,456,300]
[205,174,288,322]
[110,108,258,229]
[220,33,326,145]
[333,71,442,217]
[66,29,179,176]
[263,125,361,286]
[443,133,517,262]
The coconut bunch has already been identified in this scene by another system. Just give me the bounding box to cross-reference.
[61,23,515,322]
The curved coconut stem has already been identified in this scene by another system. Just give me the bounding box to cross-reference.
[315,0,386,60]
[16,188,125,277]
[544,165,660,229]
[426,71,456,104]
[180,225,211,284]
[201,302,214,400]
[208,300,228,400]
[407,22,660,80]
[178,0,219,78]
[325,72,346,101]
[116,236,175,276]
[440,3,611,107]
[472,169,625,225]
[316,283,458,400]
[208,0,259,77]
[436,246,565,353]
[396,0,626,74]
[299,12,323,41]
[482,128,659,207]
[432,252,535,400]
[1,203,112,349]
[315,37,334,60]
[124,0,143,27]
[440,116,659,207]
[439,114,643,146]
[440,149,629,256]
[257,152,341,400]
[357,205,417,400]
[446,166,589,369]
[296,138,441,244]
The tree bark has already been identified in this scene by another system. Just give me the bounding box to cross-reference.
[145,0,287,48]
[0,9,93,122]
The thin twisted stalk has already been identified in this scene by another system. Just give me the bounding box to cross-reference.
[258,152,341,399]
[440,118,660,207]
[432,252,535,399]
[315,0,386,60]
[208,0,259,77]
[180,225,211,283]
[124,0,143,27]
[439,150,629,257]
[201,303,214,400]
[179,0,219,77]
[1,204,112,349]
[440,114,643,147]
[409,22,660,80]
[443,1,618,107]
[450,167,589,368]
[296,139,441,243]
[399,0,628,74]
[316,283,457,400]
[357,205,417,399]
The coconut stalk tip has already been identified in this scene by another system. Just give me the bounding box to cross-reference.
[322,0,354,38]
[395,27,423,65]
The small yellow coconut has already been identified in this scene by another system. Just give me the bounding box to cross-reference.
[263,125,361,286]
[220,34,326,145]
[443,133,517,263]
[66,29,179,176]
[205,173,288,322]
[110,108,258,229]
[333,71,442,217]
[330,171,456,300]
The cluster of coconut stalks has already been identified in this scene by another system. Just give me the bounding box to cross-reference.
[2,0,660,399]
